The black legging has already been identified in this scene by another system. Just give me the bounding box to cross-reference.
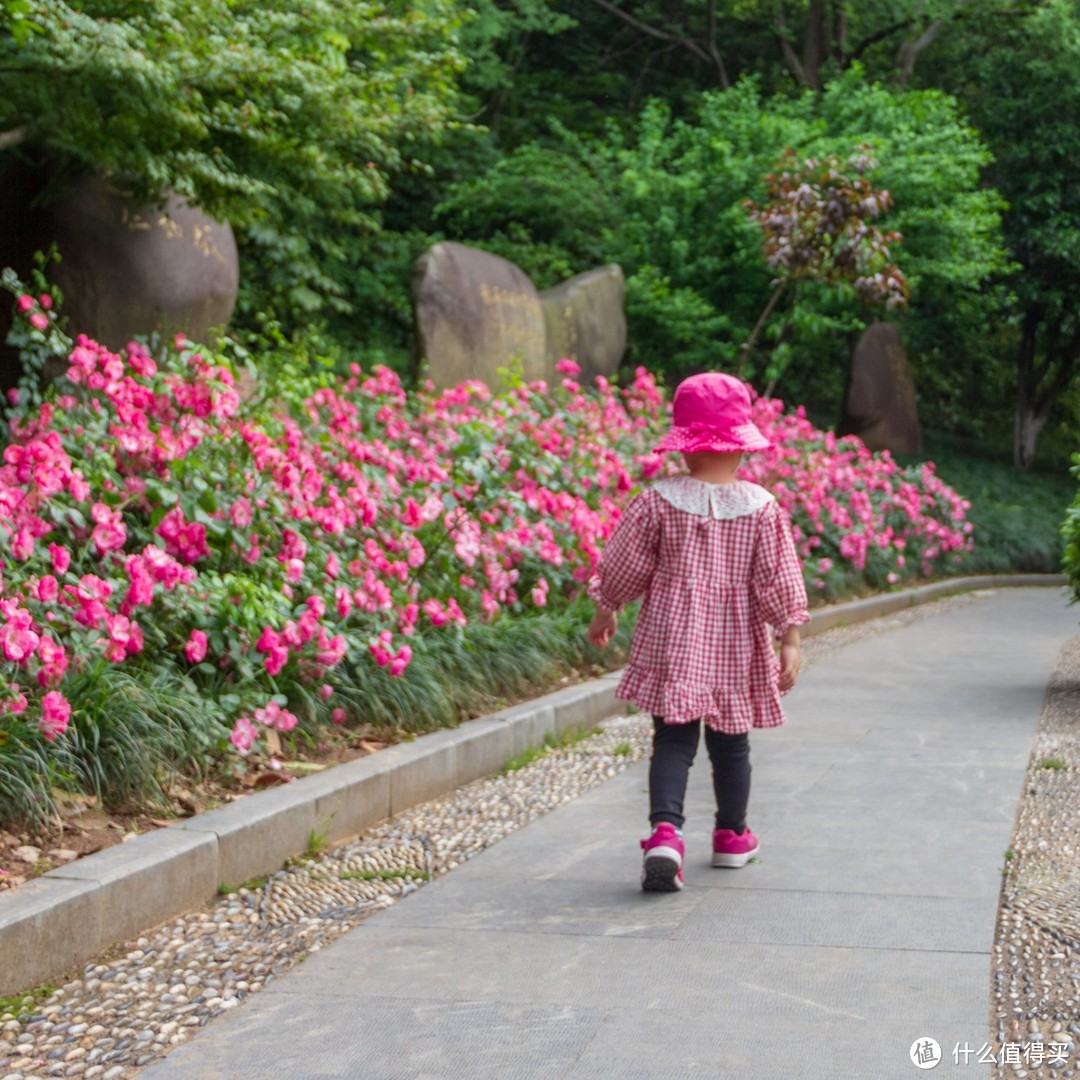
[649,716,751,832]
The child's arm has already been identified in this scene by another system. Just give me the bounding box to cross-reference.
[778,625,800,692]
[586,491,659,649]
[587,607,618,647]
[752,501,809,686]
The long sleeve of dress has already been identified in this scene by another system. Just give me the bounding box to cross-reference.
[751,500,809,638]
[587,491,660,613]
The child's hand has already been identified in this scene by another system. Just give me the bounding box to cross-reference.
[587,609,617,648]
[778,642,800,691]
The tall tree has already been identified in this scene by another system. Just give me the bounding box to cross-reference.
[572,0,973,99]
[0,0,466,337]
[931,0,1080,468]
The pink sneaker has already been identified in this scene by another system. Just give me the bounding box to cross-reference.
[641,824,685,891]
[712,827,759,868]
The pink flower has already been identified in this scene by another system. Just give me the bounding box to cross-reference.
[331,707,347,725]
[230,499,253,528]
[388,645,412,678]
[101,613,140,662]
[36,575,59,603]
[40,690,72,742]
[29,312,48,331]
[49,544,72,575]
[36,636,68,688]
[16,294,34,312]
[422,598,449,627]
[185,629,208,664]
[1,619,39,663]
[91,502,127,555]
[253,701,298,732]
[1,684,28,715]
[230,716,258,754]
[315,631,347,668]
[156,506,209,564]
[11,528,34,561]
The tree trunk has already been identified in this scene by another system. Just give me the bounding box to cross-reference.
[1011,308,1080,469]
[1013,309,1041,470]
[895,20,943,86]
[1013,400,1045,471]
[0,125,29,151]
[802,0,827,90]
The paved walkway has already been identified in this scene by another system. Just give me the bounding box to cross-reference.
[139,588,1077,1080]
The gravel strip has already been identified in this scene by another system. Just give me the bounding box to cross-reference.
[991,632,1080,1078]
[0,590,1020,1080]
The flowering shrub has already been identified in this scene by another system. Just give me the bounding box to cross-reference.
[0,281,972,821]
[745,398,972,595]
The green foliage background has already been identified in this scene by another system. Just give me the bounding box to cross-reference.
[1,0,1080,464]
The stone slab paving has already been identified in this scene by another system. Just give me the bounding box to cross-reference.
[135,587,1077,1080]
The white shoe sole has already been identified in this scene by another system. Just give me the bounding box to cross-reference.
[711,844,759,868]
[641,847,684,891]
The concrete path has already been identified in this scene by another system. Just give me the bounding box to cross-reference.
[139,588,1078,1080]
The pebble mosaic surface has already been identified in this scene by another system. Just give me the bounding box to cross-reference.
[6,590,1069,1080]
[991,632,1080,1077]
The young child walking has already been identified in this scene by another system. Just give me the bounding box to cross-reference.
[587,371,808,892]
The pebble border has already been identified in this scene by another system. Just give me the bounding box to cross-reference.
[991,631,1080,1078]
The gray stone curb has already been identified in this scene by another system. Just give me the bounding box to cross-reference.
[0,572,1067,997]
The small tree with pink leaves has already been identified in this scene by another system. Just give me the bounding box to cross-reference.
[743,147,909,395]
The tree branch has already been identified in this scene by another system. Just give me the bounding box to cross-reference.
[589,0,729,85]
[773,5,809,87]
[0,124,29,151]
[587,0,712,70]
[705,0,731,90]
[1035,328,1080,420]
[896,20,943,85]
[738,280,787,374]
[848,19,912,64]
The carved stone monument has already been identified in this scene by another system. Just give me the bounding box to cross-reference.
[0,165,239,390]
[841,321,922,454]
[412,242,547,389]
[540,264,626,383]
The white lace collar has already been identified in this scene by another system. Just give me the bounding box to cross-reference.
[653,476,773,520]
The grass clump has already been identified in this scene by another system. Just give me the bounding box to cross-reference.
[218,875,270,896]
[0,984,56,1016]
[339,867,430,881]
[504,726,592,773]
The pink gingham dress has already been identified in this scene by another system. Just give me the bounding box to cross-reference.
[589,476,809,733]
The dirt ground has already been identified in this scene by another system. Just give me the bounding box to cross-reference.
[0,726,394,894]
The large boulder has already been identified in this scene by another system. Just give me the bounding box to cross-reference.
[840,321,922,455]
[412,242,547,389]
[0,165,238,389]
[540,264,626,382]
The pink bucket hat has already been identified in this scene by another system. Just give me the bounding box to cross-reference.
[655,372,772,454]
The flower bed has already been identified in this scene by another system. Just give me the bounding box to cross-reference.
[0,285,971,825]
